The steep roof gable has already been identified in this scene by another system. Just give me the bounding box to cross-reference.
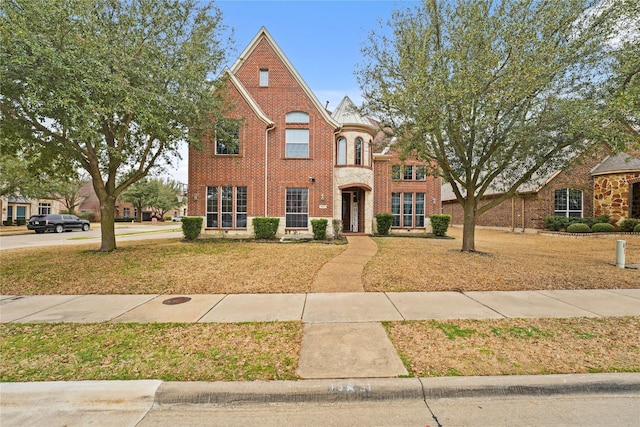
[590,152,640,175]
[224,69,274,127]
[230,27,340,129]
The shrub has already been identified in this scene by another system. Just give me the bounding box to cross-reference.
[566,223,591,233]
[181,217,203,240]
[114,217,134,222]
[253,217,279,239]
[591,223,614,233]
[620,218,639,232]
[594,215,611,224]
[81,212,96,222]
[543,215,570,231]
[634,224,640,233]
[15,218,26,226]
[375,213,394,235]
[332,219,342,239]
[310,219,328,240]
[430,214,451,236]
[2,220,12,226]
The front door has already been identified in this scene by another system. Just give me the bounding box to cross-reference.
[342,193,351,232]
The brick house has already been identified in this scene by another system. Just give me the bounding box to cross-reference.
[441,148,640,231]
[188,27,441,238]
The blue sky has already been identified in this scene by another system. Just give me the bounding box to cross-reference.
[171,0,419,183]
[217,0,418,108]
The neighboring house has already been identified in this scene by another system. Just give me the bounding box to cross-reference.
[441,148,640,231]
[188,27,441,238]
[1,196,64,225]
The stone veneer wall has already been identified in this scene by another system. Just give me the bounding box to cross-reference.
[593,172,640,221]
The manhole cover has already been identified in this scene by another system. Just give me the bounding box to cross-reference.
[162,297,192,305]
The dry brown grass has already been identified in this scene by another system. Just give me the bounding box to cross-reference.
[0,239,345,295]
[385,317,640,377]
[364,227,640,292]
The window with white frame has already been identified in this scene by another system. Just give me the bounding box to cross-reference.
[259,69,269,87]
[285,129,309,158]
[403,165,413,180]
[123,207,130,218]
[215,118,240,155]
[355,137,363,165]
[392,192,401,227]
[416,193,425,226]
[337,137,346,165]
[554,188,583,217]
[206,185,248,228]
[416,165,427,180]
[38,203,51,215]
[403,193,413,227]
[286,188,308,228]
[285,112,309,123]
[391,165,401,180]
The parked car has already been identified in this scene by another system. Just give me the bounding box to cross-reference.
[27,214,90,234]
[171,216,186,222]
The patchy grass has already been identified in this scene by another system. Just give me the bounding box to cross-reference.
[364,227,640,292]
[0,322,301,382]
[0,239,345,294]
[384,317,640,377]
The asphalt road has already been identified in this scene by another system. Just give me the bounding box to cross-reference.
[0,224,183,251]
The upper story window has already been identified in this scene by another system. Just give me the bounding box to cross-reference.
[215,118,240,155]
[403,165,413,180]
[286,111,309,123]
[337,137,346,165]
[38,203,51,215]
[259,69,269,87]
[285,112,309,158]
[416,165,427,180]
[355,138,363,165]
[392,165,401,180]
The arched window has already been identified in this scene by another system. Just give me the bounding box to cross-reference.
[355,137,363,165]
[285,111,309,123]
[337,137,346,165]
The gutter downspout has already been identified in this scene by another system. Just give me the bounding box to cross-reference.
[265,123,275,217]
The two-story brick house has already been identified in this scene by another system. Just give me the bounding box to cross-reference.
[188,27,440,238]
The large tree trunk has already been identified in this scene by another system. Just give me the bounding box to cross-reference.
[98,195,117,252]
[461,198,477,252]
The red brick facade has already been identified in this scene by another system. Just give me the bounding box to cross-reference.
[188,28,441,237]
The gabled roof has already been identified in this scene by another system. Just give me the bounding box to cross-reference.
[590,152,640,176]
[230,27,340,129]
[331,96,372,128]
[224,69,274,127]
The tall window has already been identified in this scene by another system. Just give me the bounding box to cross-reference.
[206,186,219,227]
[403,193,413,227]
[416,166,427,180]
[236,187,247,228]
[554,188,583,217]
[337,137,346,165]
[123,207,130,218]
[221,186,233,227]
[207,186,248,228]
[403,165,413,180]
[286,188,308,228]
[285,112,310,158]
[416,193,425,227]
[392,192,401,227]
[216,118,240,155]
[259,69,269,86]
[38,203,51,215]
[355,137,363,165]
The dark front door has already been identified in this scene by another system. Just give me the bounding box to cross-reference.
[342,193,351,232]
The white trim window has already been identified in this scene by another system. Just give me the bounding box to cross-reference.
[259,68,269,87]
[355,137,363,165]
[215,118,240,155]
[285,129,309,158]
[38,203,51,215]
[392,192,427,228]
[337,137,346,165]
[286,188,308,228]
[554,188,583,217]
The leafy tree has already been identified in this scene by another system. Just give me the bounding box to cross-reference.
[0,0,228,251]
[357,0,625,251]
[49,172,91,216]
[147,178,184,219]
[120,179,153,223]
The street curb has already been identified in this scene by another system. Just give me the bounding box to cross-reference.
[154,373,640,405]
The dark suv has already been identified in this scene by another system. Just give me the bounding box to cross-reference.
[27,214,90,234]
